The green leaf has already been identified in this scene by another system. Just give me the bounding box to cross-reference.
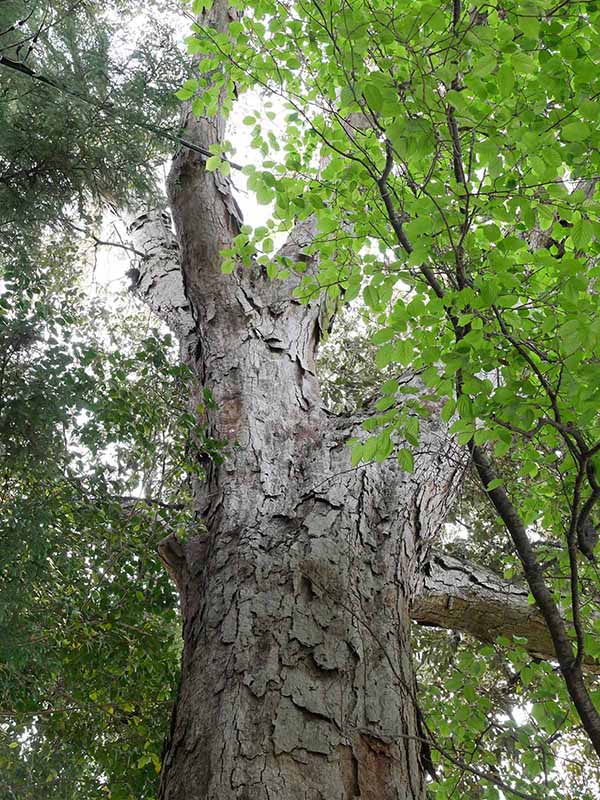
[571,219,594,249]
[175,78,198,101]
[397,447,414,473]
[363,82,383,113]
[441,398,456,422]
[205,155,221,172]
[351,444,364,467]
[375,395,396,411]
[375,343,395,369]
[561,121,591,142]
[457,395,473,420]
[472,53,496,78]
[372,328,395,345]
[381,379,399,395]
[364,284,379,310]
[483,224,501,242]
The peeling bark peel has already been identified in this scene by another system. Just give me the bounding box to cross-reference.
[127,2,464,797]
[126,205,198,364]
[413,551,598,670]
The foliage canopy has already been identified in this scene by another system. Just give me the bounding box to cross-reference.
[0,3,194,798]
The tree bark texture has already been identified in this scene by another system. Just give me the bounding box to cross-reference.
[155,118,467,799]
[123,2,582,796]
[413,551,597,670]
[125,205,198,363]
[125,128,597,800]
[135,4,463,792]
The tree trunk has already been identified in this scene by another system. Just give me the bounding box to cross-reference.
[158,441,458,800]
[120,4,600,793]
[140,30,462,790]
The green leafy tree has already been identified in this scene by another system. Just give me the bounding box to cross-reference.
[0,3,196,798]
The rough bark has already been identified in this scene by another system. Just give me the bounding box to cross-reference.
[123,160,599,800]
[414,551,548,649]
[126,205,198,363]
[119,2,577,795]
[413,551,598,671]
[122,5,463,796]
[157,433,462,800]
[125,206,596,675]
[156,122,465,800]
[119,108,562,800]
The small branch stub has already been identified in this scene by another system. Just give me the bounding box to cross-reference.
[157,533,187,597]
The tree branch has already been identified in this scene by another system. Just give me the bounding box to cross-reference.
[0,54,245,169]
[413,550,599,672]
[125,204,198,363]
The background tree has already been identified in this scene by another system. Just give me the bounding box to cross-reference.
[0,3,193,798]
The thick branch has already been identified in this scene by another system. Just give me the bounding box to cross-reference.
[126,205,198,363]
[414,550,599,671]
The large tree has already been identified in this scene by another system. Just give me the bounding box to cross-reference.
[124,0,600,798]
[0,3,193,798]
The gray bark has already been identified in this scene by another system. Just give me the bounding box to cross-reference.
[413,552,600,672]
[413,552,569,664]
[126,205,198,363]
[138,3,463,791]
[118,2,574,796]
[156,109,464,794]
[126,204,587,672]
[124,157,599,800]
